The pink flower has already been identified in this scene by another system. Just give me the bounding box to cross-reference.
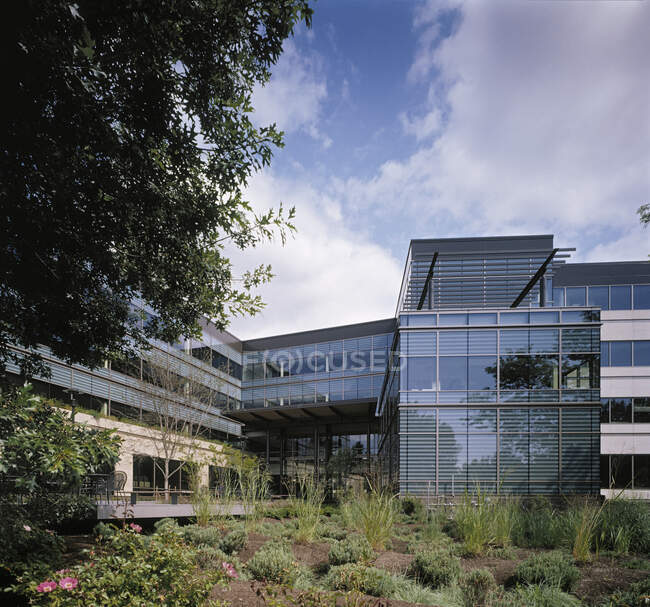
[129,523,142,533]
[58,577,79,590]
[23,525,31,532]
[36,581,57,593]
[55,569,70,576]
[221,562,238,579]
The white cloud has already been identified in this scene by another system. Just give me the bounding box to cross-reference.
[338,0,650,259]
[226,172,403,339]
[252,40,331,148]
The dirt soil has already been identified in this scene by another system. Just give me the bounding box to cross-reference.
[373,551,413,575]
[237,532,273,562]
[574,558,648,606]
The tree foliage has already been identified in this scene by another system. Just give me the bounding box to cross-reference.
[0,385,121,493]
[1,1,312,374]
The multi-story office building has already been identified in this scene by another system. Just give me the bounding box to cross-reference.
[6,235,649,498]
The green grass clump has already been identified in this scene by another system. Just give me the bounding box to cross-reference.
[328,535,374,566]
[598,499,650,555]
[407,549,462,589]
[342,487,397,550]
[392,576,453,605]
[493,584,583,607]
[514,551,580,592]
[288,475,325,543]
[512,497,565,549]
[325,563,396,597]
[246,541,299,584]
[459,568,497,607]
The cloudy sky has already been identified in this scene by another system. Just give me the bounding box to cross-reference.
[228,0,650,340]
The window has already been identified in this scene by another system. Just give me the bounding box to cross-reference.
[636,455,650,489]
[565,287,586,306]
[562,354,598,389]
[601,342,609,367]
[469,313,497,325]
[610,398,632,423]
[635,398,650,423]
[500,311,529,325]
[634,285,650,310]
[610,285,632,310]
[530,311,559,324]
[610,455,632,489]
[405,314,436,326]
[468,330,497,354]
[553,287,565,306]
[600,399,609,423]
[468,356,497,390]
[439,357,468,390]
[438,313,468,326]
[588,286,609,310]
[634,341,650,366]
[610,341,632,366]
[405,357,436,390]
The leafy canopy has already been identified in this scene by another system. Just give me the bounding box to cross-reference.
[1,0,312,374]
[0,385,121,492]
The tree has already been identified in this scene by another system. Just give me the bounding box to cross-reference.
[1,1,312,376]
[0,384,121,494]
[136,349,223,499]
[639,203,650,228]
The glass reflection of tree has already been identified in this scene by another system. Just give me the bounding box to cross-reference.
[486,355,559,390]
[438,421,463,492]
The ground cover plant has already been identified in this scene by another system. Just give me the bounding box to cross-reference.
[11,478,650,607]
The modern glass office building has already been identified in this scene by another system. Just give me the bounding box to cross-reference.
[7,234,649,498]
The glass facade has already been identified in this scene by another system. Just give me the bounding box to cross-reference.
[552,284,650,310]
[392,308,601,496]
[239,333,392,409]
[601,341,650,366]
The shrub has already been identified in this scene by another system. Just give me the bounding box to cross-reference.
[602,574,650,607]
[0,517,65,587]
[460,569,497,607]
[288,474,324,543]
[392,576,444,605]
[153,517,179,533]
[514,551,580,592]
[400,495,426,520]
[325,563,396,598]
[93,522,118,540]
[219,529,247,555]
[407,549,462,589]
[318,521,348,541]
[328,535,374,566]
[19,527,221,606]
[179,524,222,547]
[194,545,229,569]
[246,541,298,584]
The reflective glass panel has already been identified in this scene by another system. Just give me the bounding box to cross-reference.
[601,342,609,366]
[530,311,559,324]
[610,398,632,422]
[600,399,609,423]
[562,354,598,388]
[565,287,586,306]
[635,398,650,423]
[405,357,436,390]
[530,329,559,353]
[468,330,497,354]
[439,313,468,326]
[439,356,468,390]
[611,454,632,489]
[610,341,632,366]
[439,331,468,355]
[553,288,565,306]
[468,313,498,325]
[588,286,609,310]
[635,455,650,489]
[500,330,529,354]
[529,355,559,389]
[468,356,497,390]
[500,311,529,325]
[610,285,632,310]
[634,285,650,310]
[633,341,650,366]
[406,314,437,326]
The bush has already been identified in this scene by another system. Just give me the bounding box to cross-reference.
[153,517,179,533]
[0,517,65,586]
[325,563,396,598]
[407,549,462,589]
[194,545,229,569]
[19,527,221,606]
[514,551,580,592]
[219,529,247,555]
[400,495,426,520]
[460,568,497,607]
[318,521,347,541]
[342,488,397,550]
[602,574,650,607]
[93,522,118,540]
[246,541,298,584]
[179,524,222,547]
[328,535,374,566]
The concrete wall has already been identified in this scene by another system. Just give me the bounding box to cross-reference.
[74,411,229,493]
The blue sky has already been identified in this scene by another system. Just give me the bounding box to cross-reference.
[228,0,650,339]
